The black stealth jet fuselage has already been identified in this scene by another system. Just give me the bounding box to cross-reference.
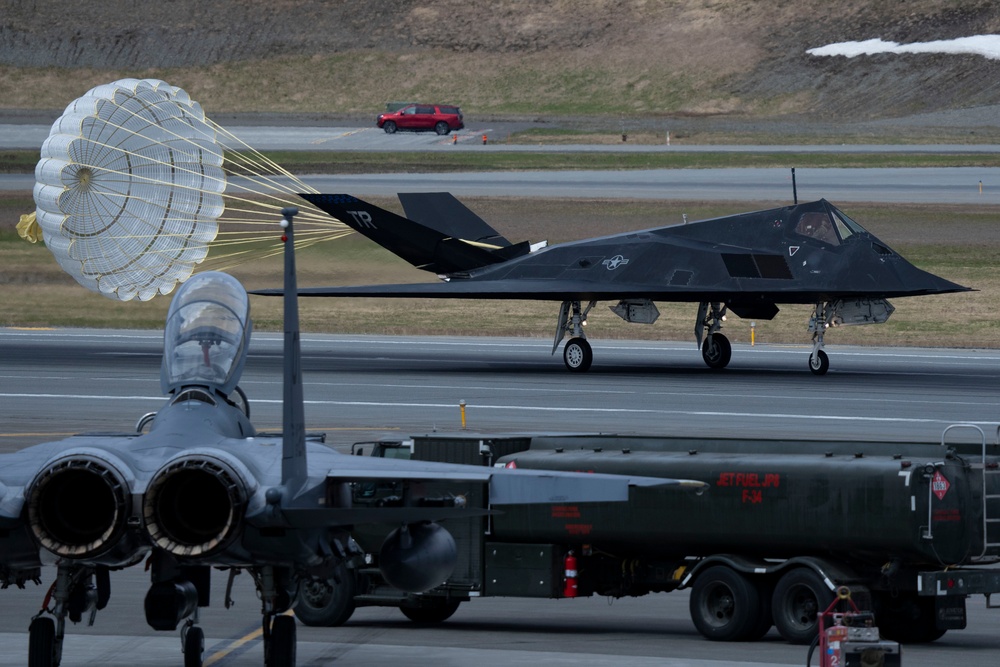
[271,194,969,375]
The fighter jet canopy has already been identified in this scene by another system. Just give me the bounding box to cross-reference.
[160,271,252,396]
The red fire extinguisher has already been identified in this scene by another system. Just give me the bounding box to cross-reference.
[563,551,578,598]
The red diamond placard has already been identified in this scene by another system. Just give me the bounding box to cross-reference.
[932,470,950,500]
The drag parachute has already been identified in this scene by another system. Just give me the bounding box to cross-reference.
[28,78,351,301]
[33,79,226,301]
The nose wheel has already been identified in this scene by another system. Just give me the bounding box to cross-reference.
[808,349,829,375]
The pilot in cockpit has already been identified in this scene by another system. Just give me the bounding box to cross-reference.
[160,271,252,402]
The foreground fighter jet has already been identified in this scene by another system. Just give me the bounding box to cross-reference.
[268,193,969,375]
[0,208,698,667]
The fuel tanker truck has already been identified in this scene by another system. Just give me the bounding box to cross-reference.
[293,427,1000,645]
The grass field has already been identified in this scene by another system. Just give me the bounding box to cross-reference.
[3,192,996,351]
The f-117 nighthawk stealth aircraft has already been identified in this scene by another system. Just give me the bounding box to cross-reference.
[0,208,694,667]
[268,193,969,375]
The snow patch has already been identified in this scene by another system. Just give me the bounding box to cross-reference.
[807,35,1000,61]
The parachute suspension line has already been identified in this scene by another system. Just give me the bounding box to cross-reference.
[204,119,320,195]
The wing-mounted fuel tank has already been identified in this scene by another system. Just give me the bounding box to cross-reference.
[25,447,147,566]
[495,434,995,568]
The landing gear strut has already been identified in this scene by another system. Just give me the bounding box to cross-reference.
[696,302,731,370]
[29,565,101,667]
[553,300,596,372]
[808,302,831,376]
[256,565,297,667]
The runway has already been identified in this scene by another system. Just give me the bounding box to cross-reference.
[2,329,1000,664]
[2,329,1000,665]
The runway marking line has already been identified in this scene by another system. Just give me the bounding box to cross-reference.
[204,610,294,666]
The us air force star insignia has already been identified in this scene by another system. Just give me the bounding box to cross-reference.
[788,246,800,257]
[602,254,630,270]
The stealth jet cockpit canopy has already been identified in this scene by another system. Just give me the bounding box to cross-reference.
[161,271,251,396]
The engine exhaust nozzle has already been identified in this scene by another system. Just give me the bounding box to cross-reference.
[27,456,131,559]
[144,457,247,557]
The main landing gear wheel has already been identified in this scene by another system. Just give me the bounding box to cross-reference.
[701,333,732,370]
[28,617,56,667]
[808,350,829,376]
[266,615,296,667]
[183,625,204,667]
[563,337,593,372]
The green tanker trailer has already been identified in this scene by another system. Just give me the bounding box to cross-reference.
[294,427,1000,645]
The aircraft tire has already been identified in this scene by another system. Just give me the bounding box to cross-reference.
[293,565,357,627]
[28,617,56,667]
[808,350,830,375]
[183,625,204,667]
[688,565,761,641]
[563,338,593,372]
[435,121,450,135]
[400,598,461,624]
[771,568,835,644]
[383,121,397,134]
[701,333,732,369]
[268,615,297,667]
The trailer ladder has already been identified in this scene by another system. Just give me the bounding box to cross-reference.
[943,424,1000,560]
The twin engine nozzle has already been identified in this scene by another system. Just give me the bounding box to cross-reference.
[28,452,459,593]
[26,453,250,563]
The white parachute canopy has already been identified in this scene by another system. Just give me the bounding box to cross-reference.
[34,79,226,301]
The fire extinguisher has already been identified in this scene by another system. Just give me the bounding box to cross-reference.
[822,624,848,667]
[563,551,578,598]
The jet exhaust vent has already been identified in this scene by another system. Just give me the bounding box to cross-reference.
[144,457,247,557]
[27,457,131,559]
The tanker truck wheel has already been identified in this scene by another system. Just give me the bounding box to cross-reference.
[293,564,358,627]
[688,566,762,641]
[872,592,946,644]
[400,598,461,624]
[771,569,835,644]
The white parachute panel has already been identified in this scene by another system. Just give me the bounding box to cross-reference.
[33,78,226,301]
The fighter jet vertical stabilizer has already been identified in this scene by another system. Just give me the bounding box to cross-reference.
[1,207,704,667]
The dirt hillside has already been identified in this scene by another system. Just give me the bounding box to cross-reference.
[2,0,1000,124]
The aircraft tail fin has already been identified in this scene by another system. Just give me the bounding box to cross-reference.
[301,193,527,274]
[397,192,514,247]
[280,207,307,487]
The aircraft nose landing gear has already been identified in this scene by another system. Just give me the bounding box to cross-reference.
[696,302,732,370]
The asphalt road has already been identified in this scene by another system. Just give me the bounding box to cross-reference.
[4,167,1000,203]
[4,121,1000,153]
[2,329,1000,666]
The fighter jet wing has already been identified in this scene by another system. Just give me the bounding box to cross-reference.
[324,454,698,504]
[256,278,711,302]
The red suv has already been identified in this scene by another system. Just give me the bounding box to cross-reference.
[377,104,464,135]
